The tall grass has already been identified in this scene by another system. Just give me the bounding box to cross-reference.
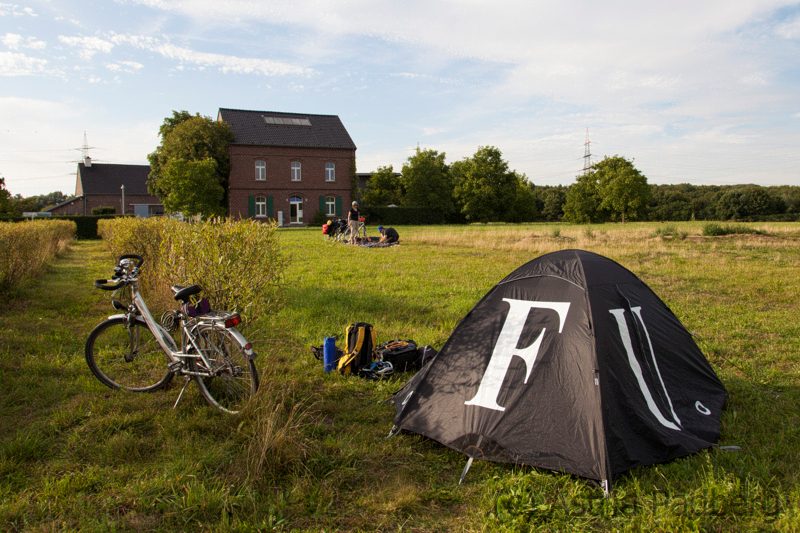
[0,220,74,291]
[97,217,287,322]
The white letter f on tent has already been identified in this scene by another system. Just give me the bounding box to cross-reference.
[465,299,570,412]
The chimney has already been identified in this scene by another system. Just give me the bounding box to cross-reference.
[84,155,92,167]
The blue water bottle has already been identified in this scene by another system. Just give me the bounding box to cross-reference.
[323,336,337,373]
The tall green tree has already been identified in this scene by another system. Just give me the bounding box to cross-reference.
[540,186,566,221]
[451,146,522,222]
[361,165,403,206]
[401,148,453,215]
[148,110,234,216]
[595,156,650,223]
[158,158,225,217]
[563,172,604,223]
[506,177,540,222]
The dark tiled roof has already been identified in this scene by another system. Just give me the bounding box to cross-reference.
[44,196,81,212]
[218,108,357,150]
[79,162,151,195]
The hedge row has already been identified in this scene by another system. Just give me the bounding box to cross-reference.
[97,217,287,323]
[360,206,465,225]
[0,215,118,239]
[0,220,75,291]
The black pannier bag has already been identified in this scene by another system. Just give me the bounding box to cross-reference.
[376,339,419,372]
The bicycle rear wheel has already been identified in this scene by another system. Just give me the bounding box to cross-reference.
[85,317,172,392]
[190,325,258,414]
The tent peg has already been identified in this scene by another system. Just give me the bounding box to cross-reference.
[458,456,474,485]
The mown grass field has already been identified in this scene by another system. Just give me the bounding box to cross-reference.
[1,222,799,531]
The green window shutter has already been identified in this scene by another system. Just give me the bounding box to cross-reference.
[248,195,255,217]
[335,196,342,217]
[267,196,274,218]
[319,195,326,216]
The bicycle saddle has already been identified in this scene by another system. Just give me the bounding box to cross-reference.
[171,284,202,302]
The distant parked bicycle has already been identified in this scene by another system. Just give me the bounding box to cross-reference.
[85,254,258,414]
[341,218,368,243]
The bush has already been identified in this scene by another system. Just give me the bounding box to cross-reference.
[653,224,688,240]
[97,217,287,323]
[702,223,765,236]
[0,219,75,291]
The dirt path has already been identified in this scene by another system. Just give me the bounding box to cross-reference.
[0,240,109,438]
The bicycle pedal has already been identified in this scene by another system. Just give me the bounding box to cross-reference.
[168,360,184,373]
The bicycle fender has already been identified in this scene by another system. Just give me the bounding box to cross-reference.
[106,313,146,323]
[227,327,257,360]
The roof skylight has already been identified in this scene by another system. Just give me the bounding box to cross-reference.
[263,116,312,126]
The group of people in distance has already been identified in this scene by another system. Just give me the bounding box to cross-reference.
[322,200,399,245]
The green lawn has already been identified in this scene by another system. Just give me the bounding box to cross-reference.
[1,222,799,531]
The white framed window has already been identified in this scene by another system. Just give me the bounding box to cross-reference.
[255,160,266,181]
[325,195,336,216]
[255,195,267,217]
[291,161,302,181]
[325,162,335,182]
[289,196,303,223]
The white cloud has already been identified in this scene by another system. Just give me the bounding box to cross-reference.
[110,33,312,76]
[0,50,47,75]
[118,1,793,111]
[1,32,46,50]
[0,3,38,17]
[58,35,115,59]
[106,60,144,73]
[775,15,800,39]
[0,32,21,48]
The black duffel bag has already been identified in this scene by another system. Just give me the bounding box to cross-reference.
[375,339,419,372]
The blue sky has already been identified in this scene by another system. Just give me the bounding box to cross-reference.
[2,0,799,197]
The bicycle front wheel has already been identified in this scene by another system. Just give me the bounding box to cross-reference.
[85,317,173,392]
[191,325,258,414]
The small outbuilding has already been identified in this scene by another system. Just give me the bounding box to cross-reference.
[47,158,162,216]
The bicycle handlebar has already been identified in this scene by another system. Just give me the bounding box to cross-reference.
[118,254,144,267]
[93,254,144,291]
[94,278,126,291]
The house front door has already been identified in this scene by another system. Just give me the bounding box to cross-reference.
[289,196,303,224]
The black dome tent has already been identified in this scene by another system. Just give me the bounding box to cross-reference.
[391,249,727,492]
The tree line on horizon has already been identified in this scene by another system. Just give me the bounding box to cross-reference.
[360,148,800,223]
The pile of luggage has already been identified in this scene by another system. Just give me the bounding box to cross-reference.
[312,322,436,380]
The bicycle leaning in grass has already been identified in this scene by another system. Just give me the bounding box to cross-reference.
[85,254,258,414]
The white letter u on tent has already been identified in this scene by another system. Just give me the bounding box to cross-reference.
[609,307,682,431]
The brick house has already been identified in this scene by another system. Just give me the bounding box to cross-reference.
[218,108,356,225]
[47,158,163,216]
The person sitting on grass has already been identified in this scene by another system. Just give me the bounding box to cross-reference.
[378,226,399,243]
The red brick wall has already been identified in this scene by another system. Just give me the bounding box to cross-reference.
[228,145,355,224]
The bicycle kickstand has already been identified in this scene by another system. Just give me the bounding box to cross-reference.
[173,376,192,409]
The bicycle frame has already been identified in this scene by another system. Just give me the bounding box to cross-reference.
[110,276,252,378]
[88,254,259,413]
